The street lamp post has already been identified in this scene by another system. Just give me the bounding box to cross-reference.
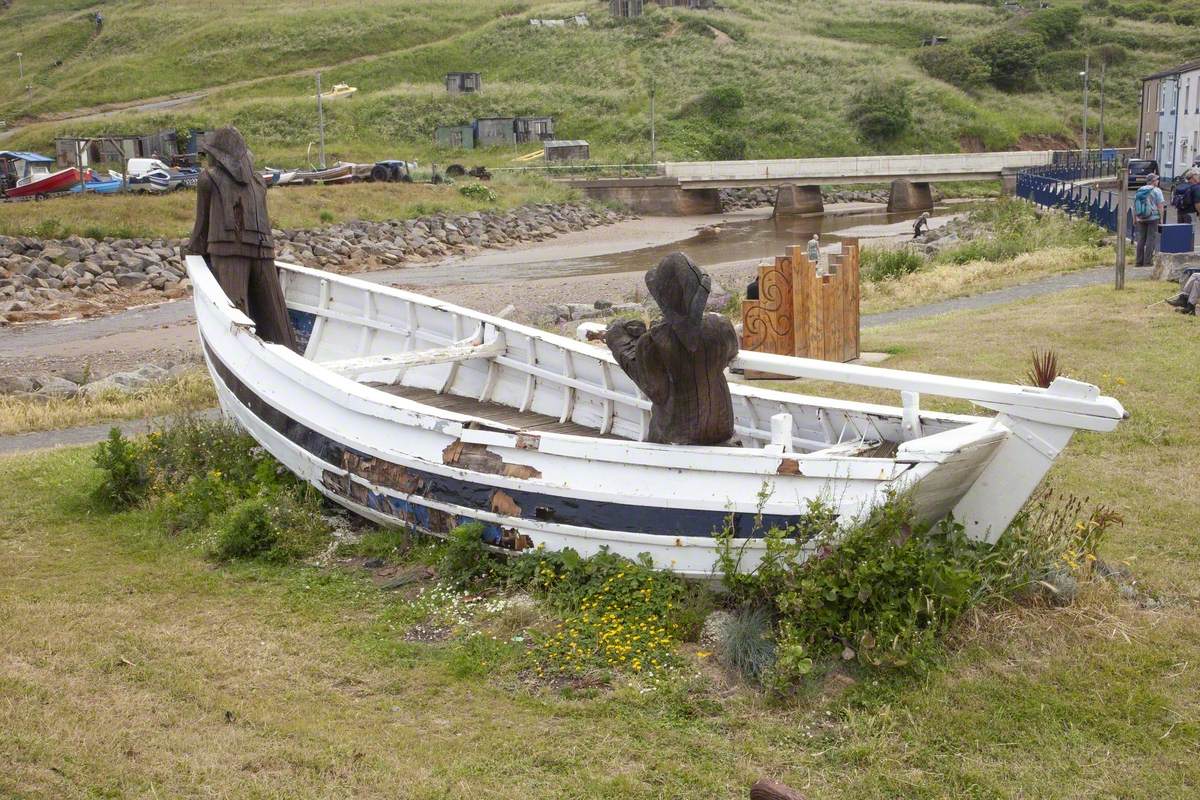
[1098,60,1106,154]
[1080,53,1090,164]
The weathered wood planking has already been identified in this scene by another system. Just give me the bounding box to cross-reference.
[742,242,860,371]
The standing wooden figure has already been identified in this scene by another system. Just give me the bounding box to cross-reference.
[188,126,297,350]
[603,253,740,445]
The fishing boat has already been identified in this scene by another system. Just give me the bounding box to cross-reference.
[293,162,354,184]
[0,151,79,199]
[187,255,1126,578]
[70,170,123,194]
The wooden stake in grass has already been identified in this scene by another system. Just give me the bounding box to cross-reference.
[1026,348,1061,388]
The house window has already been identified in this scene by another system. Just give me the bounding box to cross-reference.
[1187,82,1192,114]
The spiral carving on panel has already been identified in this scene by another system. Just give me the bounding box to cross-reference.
[742,260,792,354]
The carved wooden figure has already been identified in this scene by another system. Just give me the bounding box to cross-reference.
[604,253,740,445]
[189,126,297,350]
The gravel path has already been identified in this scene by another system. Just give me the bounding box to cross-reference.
[0,408,222,457]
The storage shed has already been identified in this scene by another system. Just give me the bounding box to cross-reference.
[435,124,476,149]
[610,0,644,17]
[543,140,589,163]
[514,116,554,143]
[445,72,482,94]
[474,117,517,147]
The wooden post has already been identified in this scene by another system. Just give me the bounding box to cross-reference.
[1115,166,1127,290]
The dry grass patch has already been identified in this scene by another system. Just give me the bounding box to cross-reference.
[0,368,214,435]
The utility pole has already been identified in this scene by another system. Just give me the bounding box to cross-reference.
[1115,164,1128,290]
[648,73,656,165]
[1098,60,1107,154]
[315,72,327,170]
[1080,53,1090,164]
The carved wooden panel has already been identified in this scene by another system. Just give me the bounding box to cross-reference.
[741,240,860,374]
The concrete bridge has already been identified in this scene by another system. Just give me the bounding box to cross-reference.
[571,151,1055,216]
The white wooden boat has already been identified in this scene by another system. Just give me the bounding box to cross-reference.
[187,256,1126,578]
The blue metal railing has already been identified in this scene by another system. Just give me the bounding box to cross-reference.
[1015,167,1133,242]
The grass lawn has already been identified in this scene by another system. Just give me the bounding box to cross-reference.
[0,175,575,240]
[2,280,1198,798]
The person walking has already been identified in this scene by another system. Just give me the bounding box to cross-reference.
[1134,173,1165,267]
[806,234,821,269]
[912,211,930,239]
[1175,168,1200,225]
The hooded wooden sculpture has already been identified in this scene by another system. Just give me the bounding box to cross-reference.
[188,126,297,349]
[604,252,740,445]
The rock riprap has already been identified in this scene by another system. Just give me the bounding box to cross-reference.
[0,203,631,324]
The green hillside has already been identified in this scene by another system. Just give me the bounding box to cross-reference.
[0,0,1197,166]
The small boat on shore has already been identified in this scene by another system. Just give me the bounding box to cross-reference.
[70,170,123,194]
[187,255,1126,577]
[316,82,357,101]
[0,151,79,199]
[293,163,354,184]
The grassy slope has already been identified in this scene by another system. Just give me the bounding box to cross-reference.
[0,1,1192,166]
[3,281,1199,799]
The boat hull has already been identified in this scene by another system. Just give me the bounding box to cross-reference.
[4,167,80,198]
[188,257,1078,577]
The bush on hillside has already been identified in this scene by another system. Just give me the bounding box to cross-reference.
[706,130,747,160]
[848,81,913,142]
[1026,5,1083,44]
[694,85,745,123]
[972,31,1046,91]
[1039,49,1089,91]
[914,44,991,91]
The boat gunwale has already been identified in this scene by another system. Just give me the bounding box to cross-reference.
[269,259,990,425]
[189,257,995,473]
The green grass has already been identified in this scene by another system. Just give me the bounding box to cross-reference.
[0,173,574,239]
[3,280,1200,798]
[0,1,1183,167]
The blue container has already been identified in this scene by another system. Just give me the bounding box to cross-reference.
[1101,148,1117,162]
[1160,223,1195,253]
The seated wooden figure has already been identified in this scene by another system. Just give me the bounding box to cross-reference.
[604,253,740,445]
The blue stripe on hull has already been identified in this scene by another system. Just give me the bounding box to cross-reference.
[204,340,813,541]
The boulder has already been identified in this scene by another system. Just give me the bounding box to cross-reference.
[32,375,79,398]
[0,375,37,395]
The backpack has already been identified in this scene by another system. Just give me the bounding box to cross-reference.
[1134,185,1157,220]
[1172,182,1193,212]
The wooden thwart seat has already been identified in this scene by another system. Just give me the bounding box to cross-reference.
[320,340,506,378]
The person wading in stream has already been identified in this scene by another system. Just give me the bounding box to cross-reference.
[188,126,297,350]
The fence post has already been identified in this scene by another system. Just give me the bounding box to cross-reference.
[1115,167,1128,290]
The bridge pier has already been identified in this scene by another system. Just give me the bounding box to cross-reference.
[886,179,933,213]
[570,178,721,216]
[1001,167,1021,196]
[772,184,824,217]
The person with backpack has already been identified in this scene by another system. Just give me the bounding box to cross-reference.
[1134,174,1165,267]
[1172,168,1200,224]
